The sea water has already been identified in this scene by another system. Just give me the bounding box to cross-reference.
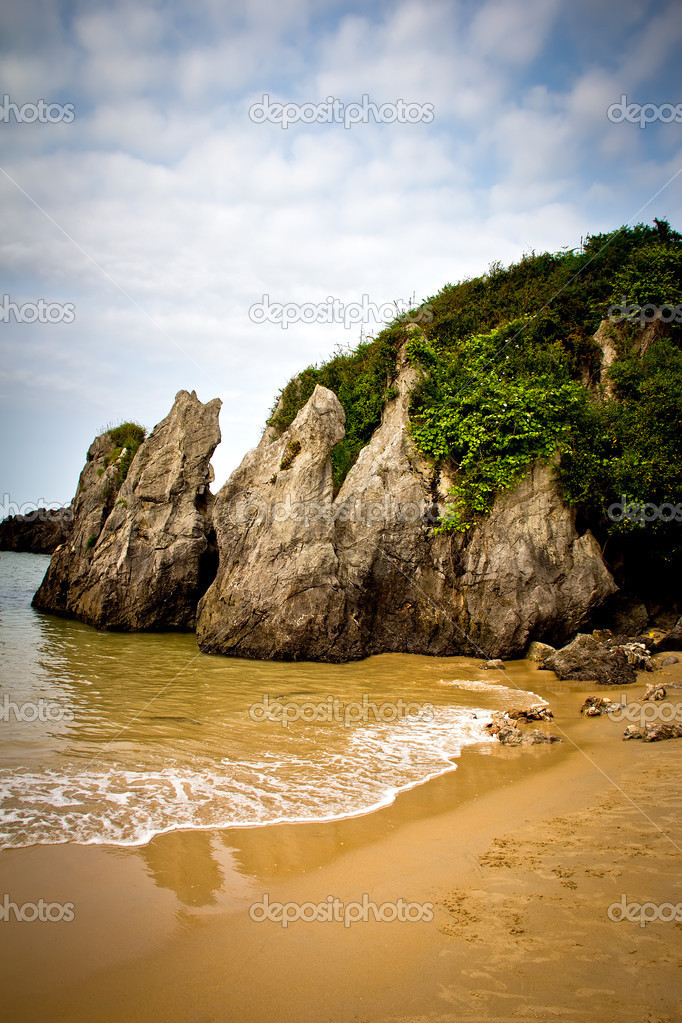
[0,551,544,850]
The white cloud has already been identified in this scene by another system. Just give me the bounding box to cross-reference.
[1,0,680,504]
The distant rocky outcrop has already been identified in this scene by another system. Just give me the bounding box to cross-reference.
[196,341,616,661]
[0,508,72,554]
[33,390,221,630]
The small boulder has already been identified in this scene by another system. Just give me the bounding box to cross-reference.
[485,711,562,745]
[541,633,636,686]
[643,723,682,742]
[508,705,553,722]
[522,729,563,745]
[620,642,654,671]
[580,696,619,717]
[527,641,556,663]
[643,683,666,702]
[482,659,505,670]
[623,722,682,742]
[661,655,680,667]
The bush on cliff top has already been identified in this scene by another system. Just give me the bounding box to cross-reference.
[102,422,146,486]
[265,221,682,583]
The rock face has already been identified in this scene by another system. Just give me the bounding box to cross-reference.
[593,316,670,397]
[31,431,131,614]
[197,341,616,661]
[197,384,348,659]
[33,390,221,630]
[0,508,72,554]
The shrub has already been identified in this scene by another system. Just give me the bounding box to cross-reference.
[102,422,146,487]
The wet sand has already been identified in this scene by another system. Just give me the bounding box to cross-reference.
[2,655,682,1022]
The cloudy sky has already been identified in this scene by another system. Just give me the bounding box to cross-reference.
[1,0,681,510]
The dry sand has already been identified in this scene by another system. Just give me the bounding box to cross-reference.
[2,656,682,1022]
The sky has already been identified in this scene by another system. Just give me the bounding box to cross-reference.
[1,0,681,512]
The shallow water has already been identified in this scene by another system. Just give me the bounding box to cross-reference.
[0,551,544,850]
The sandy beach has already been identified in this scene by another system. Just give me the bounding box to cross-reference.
[2,654,681,1023]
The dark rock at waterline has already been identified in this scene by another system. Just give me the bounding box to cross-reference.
[539,633,637,686]
[619,642,655,670]
[508,705,553,722]
[485,711,562,745]
[652,617,682,654]
[624,722,682,742]
[33,390,221,630]
[580,696,620,716]
[661,655,680,667]
[604,596,650,636]
[0,508,72,554]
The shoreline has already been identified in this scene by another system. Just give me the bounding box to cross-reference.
[3,656,682,1021]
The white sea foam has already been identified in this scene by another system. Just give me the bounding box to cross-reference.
[436,677,548,704]
[0,705,497,850]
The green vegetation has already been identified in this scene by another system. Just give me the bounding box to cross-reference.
[406,221,682,539]
[102,422,146,487]
[279,440,301,471]
[265,220,682,586]
[407,320,586,530]
[267,324,404,492]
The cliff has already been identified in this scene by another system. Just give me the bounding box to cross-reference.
[33,390,221,630]
[32,222,681,654]
[196,342,615,660]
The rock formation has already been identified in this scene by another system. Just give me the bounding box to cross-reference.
[0,508,72,554]
[196,384,348,659]
[33,390,221,630]
[196,340,616,661]
[539,633,637,685]
[485,711,562,745]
